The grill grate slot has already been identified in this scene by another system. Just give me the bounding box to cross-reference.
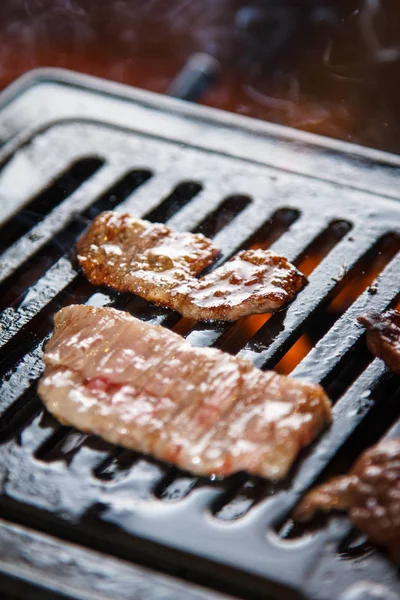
[34,425,71,461]
[43,431,89,463]
[214,478,265,521]
[193,195,252,238]
[145,181,203,223]
[94,451,167,500]
[294,220,352,276]
[94,449,137,481]
[65,437,114,474]
[19,410,60,453]
[83,170,153,220]
[156,473,197,501]
[337,530,374,561]
[245,208,301,251]
[318,341,374,403]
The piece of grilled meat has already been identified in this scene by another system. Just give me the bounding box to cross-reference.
[358,309,400,374]
[77,211,220,309]
[294,438,400,565]
[77,211,307,321]
[176,249,307,321]
[38,305,331,480]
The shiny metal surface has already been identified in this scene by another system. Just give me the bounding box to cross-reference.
[0,70,399,600]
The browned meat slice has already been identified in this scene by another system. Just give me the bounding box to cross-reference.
[77,211,220,309]
[77,211,307,321]
[294,438,400,565]
[38,305,331,479]
[358,309,400,374]
[174,249,307,321]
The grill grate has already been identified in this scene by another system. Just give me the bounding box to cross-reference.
[0,70,399,600]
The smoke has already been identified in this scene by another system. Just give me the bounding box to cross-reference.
[1,1,400,151]
[324,0,400,81]
[0,1,336,75]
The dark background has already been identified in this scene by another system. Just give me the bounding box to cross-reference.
[2,0,400,152]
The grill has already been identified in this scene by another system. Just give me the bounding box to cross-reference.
[0,69,399,600]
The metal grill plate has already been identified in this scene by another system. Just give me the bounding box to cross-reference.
[0,69,399,600]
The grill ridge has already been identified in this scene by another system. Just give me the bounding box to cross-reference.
[0,163,123,283]
[0,156,104,252]
[240,226,386,369]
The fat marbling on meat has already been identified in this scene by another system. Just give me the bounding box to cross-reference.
[38,305,331,480]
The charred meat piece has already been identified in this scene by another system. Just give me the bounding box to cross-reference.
[294,438,400,565]
[358,309,400,374]
[38,305,331,480]
[77,211,220,309]
[176,249,307,321]
[77,211,307,321]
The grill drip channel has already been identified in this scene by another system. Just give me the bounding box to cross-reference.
[0,110,399,599]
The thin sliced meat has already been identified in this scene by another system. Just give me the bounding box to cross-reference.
[77,211,220,309]
[40,306,186,444]
[196,367,330,479]
[157,355,251,466]
[358,309,400,374]
[176,249,307,321]
[77,211,307,321]
[294,438,400,565]
[43,304,177,386]
[38,305,331,480]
